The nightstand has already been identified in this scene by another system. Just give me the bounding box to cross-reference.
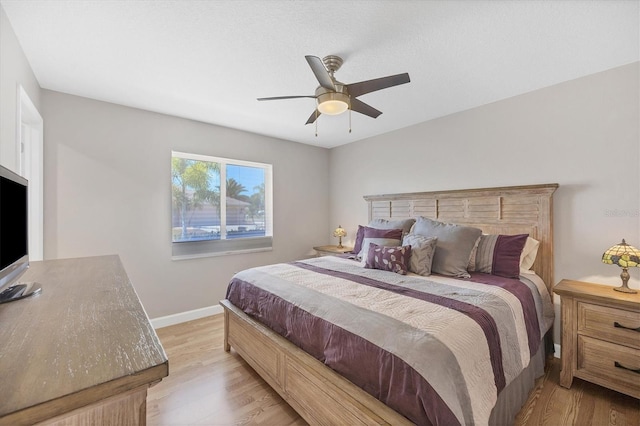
[554,279,640,398]
[313,245,353,257]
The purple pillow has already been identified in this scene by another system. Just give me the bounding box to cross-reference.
[353,226,404,255]
[352,225,365,254]
[364,243,412,275]
[473,234,528,278]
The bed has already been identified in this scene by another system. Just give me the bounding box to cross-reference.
[220,183,558,425]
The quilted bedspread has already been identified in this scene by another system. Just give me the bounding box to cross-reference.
[226,256,553,425]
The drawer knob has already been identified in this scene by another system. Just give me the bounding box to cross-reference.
[614,361,640,374]
[613,321,640,332]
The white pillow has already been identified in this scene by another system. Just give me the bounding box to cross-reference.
[520,237,540,272]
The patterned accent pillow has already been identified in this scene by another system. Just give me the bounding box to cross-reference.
[357,227,403,259]
[473,234,529,278]
[402,234,438,276]
[364,243,412,275]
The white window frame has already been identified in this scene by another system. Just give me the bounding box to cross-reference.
[171,151,273,260]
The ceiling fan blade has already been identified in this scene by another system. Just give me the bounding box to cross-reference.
[346,73,410,98]
[305,55,335,91]
[257,95,316,101]
[350,98,382,119]
[305,109,320,125]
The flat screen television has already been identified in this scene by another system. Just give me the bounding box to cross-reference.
[0,164,40,303]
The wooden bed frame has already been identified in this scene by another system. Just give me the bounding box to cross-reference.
[221,183,558,425]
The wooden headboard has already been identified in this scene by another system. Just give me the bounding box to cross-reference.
[364,184,559,292]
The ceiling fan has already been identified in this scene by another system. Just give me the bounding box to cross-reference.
[257,55,410,125]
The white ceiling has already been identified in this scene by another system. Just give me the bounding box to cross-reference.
[2,1,638,149]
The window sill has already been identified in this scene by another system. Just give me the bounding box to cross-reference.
[171,247,273,261]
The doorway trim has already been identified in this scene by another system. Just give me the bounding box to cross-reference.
[16,85,44,261]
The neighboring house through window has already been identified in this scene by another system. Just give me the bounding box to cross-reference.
[171,151,273,258]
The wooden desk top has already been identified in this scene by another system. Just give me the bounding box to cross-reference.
[0,255,168,425]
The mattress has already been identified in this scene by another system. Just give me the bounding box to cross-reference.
[225,255,554,425]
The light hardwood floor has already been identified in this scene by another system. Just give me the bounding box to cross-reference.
[147,315,639,425]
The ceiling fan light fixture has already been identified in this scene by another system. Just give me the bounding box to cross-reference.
[258,54,410,126]
[317,92,349,115]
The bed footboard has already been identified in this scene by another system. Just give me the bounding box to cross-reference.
[220,299,411,426]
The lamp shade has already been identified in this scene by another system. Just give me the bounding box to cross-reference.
[317,92,349,115]
[333,225,346,249]
[602,239,640,268]
[602,239,640,293]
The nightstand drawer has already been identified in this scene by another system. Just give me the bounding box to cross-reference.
[577,335,640,398]
[578,302,640,349]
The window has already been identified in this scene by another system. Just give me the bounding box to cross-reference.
[171,151,272,258]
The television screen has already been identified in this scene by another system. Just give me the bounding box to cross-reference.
[0,165,29,292]
[1,175,28,270]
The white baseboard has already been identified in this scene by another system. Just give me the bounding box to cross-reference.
[554,343,560,359]
[151,305,223,329]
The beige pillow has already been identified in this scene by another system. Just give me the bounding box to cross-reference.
[520,237,540,272]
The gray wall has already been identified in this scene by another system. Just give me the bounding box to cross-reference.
[42,90,330,318]
[0,6,41,172]
[329,62,640,342]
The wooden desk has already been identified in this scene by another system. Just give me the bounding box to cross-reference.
[0,255,168,425]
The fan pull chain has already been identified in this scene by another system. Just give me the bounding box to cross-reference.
[315,109,318,137]
[349,106,352,133]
